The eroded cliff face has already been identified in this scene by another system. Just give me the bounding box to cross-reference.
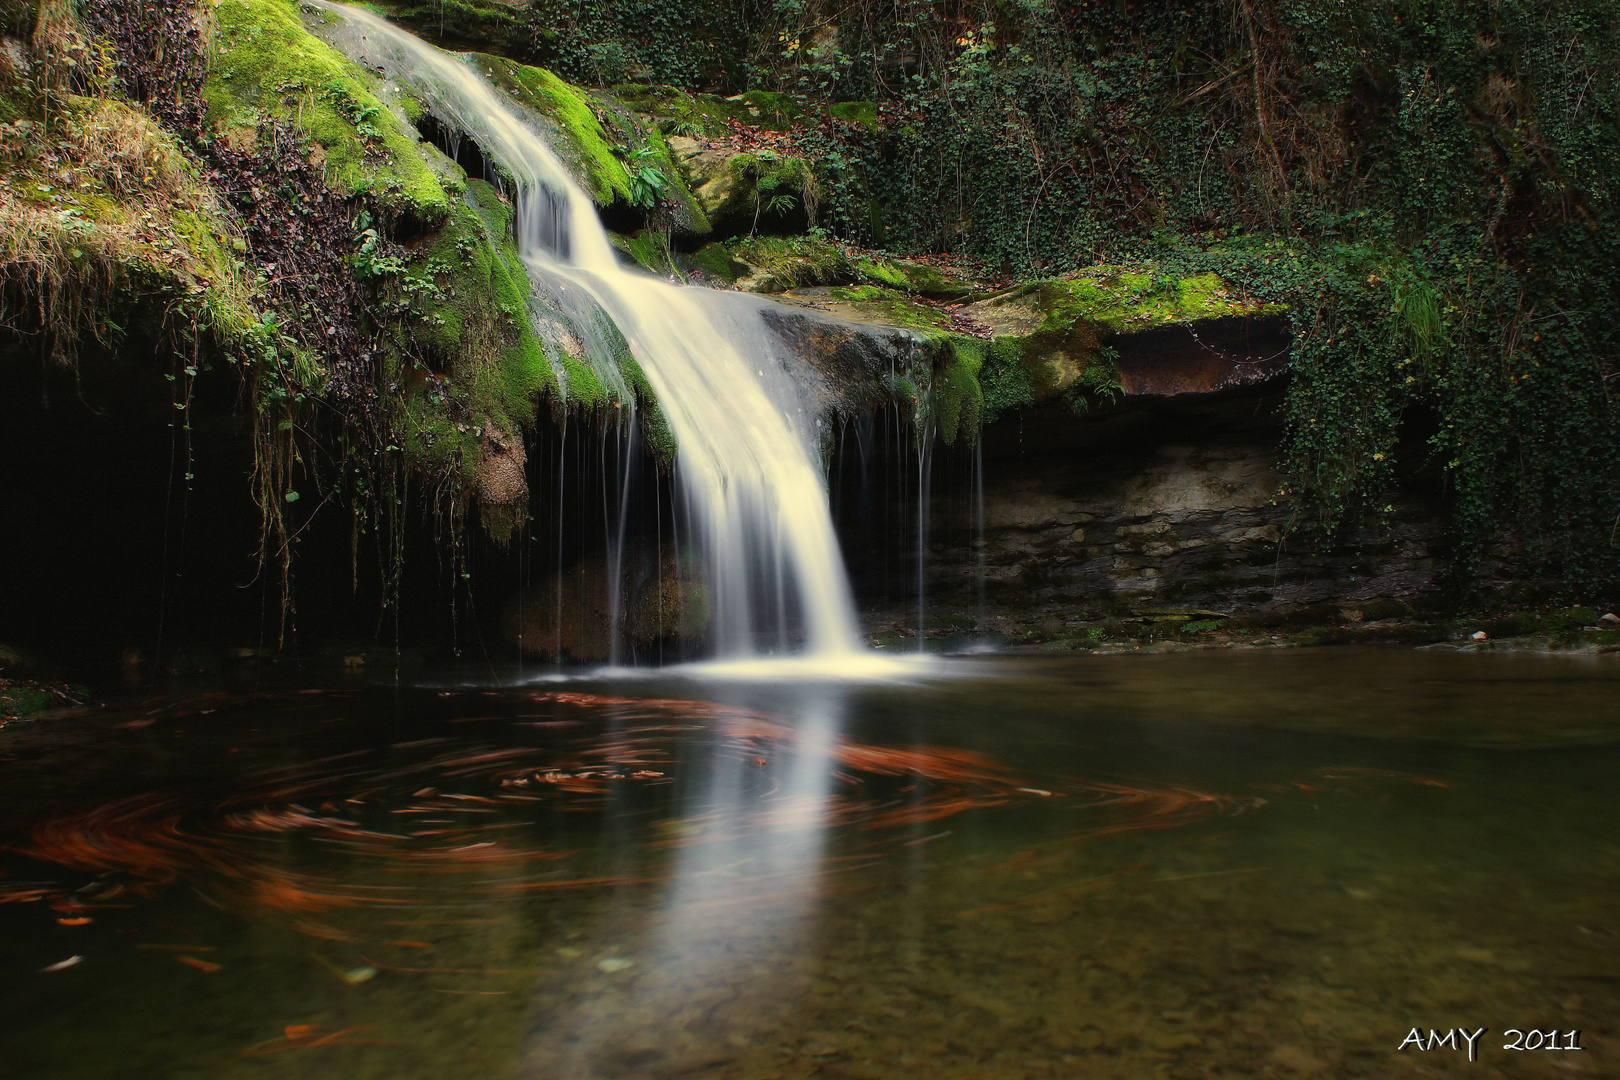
[943,399,1442,615]
[836,339,1457,642]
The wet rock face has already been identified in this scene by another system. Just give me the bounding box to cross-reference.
[474,429,528,541]
[501,550,709,661]
[844,392,1448,618]
[759,306,918,418]
[626,553,709,649]
[1112,316,1291,397]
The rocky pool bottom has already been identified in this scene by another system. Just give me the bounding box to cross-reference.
[0,650,1616,1080]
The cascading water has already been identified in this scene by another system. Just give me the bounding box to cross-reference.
[311,2,869,663]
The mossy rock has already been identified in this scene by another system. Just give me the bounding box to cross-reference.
[475,58,707,234]
[620,86,802,137]
[627,553,710,647]
[390,180,564,484]
[0,679,86,719]
[206,0,451,225]
[728,235,855,293]
[827,100,879,129]
[662,138,813,234]
[818,284,951,332]
[609,230,672,275]
[965,267,1284,411]
[679,242,749,285]
[351,0,533,56]
[1029,270,1282,335]
[854,256,975,299]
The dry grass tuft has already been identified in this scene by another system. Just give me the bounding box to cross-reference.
[0,94,255,362]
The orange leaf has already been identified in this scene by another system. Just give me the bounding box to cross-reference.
[176,955,222,973]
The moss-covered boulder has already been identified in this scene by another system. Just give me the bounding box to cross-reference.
[0,678,87,719]
[664,136,814,236]
[627,552,709,649]
[205,0,452,225]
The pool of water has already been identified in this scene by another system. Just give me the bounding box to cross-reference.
[2,648,1616,1079]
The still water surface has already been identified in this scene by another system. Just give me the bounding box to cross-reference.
[2,649,1616,1079]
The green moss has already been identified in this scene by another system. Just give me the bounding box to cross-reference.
[1033,270,1282,335]
[391,181,558,476]
[930,337,984,445]
[476,62,707,231]
[206,0,449,224]
[728,235,854,292]
[613,351,676,467]
[856,257,906,288]
[479,55,632,205]
[978,337,1035,425]
[610,230,673,275]
[0,684,56,719]
[622,86,806,136]
[737,90,801,128]
[827,100,878,129]
[618,86,741,138]
[727,150,809,197]
[682,242,748,284]
[824,284,950,331]
[855,256,973,298]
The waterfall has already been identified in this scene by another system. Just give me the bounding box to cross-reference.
[310,2,867,662]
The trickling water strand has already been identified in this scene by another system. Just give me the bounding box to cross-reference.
[607,415,637,666]
[555,414,567,668]
[974,438,987,644]
[314,3,864,660]
[915,431,932,653]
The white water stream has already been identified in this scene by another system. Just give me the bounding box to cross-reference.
[311,2,870,663]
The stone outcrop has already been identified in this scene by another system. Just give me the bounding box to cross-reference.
[845,391,1448,621]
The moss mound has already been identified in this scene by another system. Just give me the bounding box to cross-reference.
[205,0,450,224]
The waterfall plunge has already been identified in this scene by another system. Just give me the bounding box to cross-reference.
[311,2,873,664]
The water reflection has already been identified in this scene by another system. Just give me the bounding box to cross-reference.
[0,652,1617,1078]
[529,689,846,1077]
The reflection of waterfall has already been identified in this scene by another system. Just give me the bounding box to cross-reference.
[533,691,845,1078]
[311,2,866,661]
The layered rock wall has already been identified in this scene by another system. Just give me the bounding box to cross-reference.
[847,391,1449,626]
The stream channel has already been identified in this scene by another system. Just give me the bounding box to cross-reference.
[1,648,1616,1079]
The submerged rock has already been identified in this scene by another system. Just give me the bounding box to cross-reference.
[500,548,711,660]
[502,552,615,663]
[626,552,709,649]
